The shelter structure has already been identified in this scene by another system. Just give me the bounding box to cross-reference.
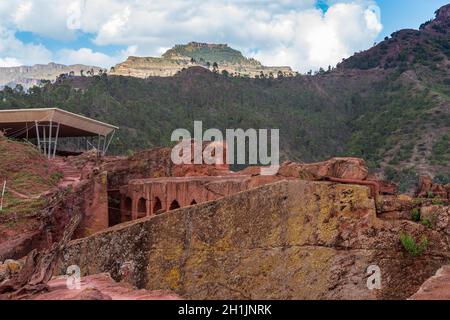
[0,108,118,158]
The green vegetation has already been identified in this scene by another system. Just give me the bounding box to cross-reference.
[0,137,56,219]
[410,208,421,222]
[400,233,429,257]
[162,42,255,65]
[49,171,64,185]
[0,22,449,178]
[434,173,450,184]
[384,167,419,193]
[421,218,432,228]
[430,133,450,166]
[432,199,446,206]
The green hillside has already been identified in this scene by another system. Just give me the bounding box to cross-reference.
[1,8,449,191]
[162,42,259,65]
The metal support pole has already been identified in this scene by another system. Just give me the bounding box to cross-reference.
[53,123,60,158]
[103,130,115,156]
[43,125,47,157]
[35,121,41,152]
[102,134,107,153]
[0,180,6,212]
[97,134,101,156]
[48,121,52,159]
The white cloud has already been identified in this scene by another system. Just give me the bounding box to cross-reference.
[0,0,383,71]
[0,57,22,67]
[0,26,52,66]
[55,46,138,68]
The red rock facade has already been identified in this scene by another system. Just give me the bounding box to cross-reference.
[119,175,267,222]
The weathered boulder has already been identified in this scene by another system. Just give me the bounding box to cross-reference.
[278,157,368,180]
[4,259,22,274]
[377,195,414,213]
[58,180,449,300]
[30,273,181,300]
[373,180,397,195]
[0,259,22,282]
[417,176,433,197]
[410,265,450,300]
[71,287,112,300]
[420,206,450,233]
[0,263,8,282]
[417,176,449,199]
[377,211,411,221]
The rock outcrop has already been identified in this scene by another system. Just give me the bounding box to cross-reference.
[416,175,449,200]
[410,265,450,300]
[0,63,101,89]
[58,180,450,300]
[110,42,293,78]
[30,273,181,300]
[278,157,368,180]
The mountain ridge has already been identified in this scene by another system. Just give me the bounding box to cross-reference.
[0,4,449,192]
[110,42,293,78]
[0,62,102,90]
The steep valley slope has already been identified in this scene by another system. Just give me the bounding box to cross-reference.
[1,5,450,193]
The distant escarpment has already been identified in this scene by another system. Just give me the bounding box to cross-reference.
[110,42,293,78]
[0,63,101,89]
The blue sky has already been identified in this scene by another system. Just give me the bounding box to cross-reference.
[376,0,448,41]
[0,0,448,71]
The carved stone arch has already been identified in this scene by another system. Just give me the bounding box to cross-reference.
[169,200,180,210]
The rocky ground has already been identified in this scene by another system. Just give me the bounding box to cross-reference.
[410,266,450,300]
[30,273,181,300]
[1,135,450,300]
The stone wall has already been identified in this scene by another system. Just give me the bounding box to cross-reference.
[119,176,253,221]
[59,180,450,299]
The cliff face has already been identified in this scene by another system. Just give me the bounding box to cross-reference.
[0,63,101,89]
[58,180,449,300]
[110,42,293,78]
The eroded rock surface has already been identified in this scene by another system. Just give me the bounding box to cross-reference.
[58,180,450,300]
[30,273,181,300]
[410,266,450,300]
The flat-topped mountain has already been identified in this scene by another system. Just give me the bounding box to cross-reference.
[0,63,102,89]
[110,42,293,78]
[162,42,261,66]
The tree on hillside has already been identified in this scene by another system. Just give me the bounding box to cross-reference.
[212,62,219,73]
[14,84,24,94]
[221,69,229,77]
[80,69,84,76]
[110,66,115,73]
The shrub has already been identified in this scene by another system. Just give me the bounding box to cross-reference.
[49,171,64,185]
[410,208,421,222]
[400,234,428,257]
[434,174,450,185]
[421,219,432,228]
